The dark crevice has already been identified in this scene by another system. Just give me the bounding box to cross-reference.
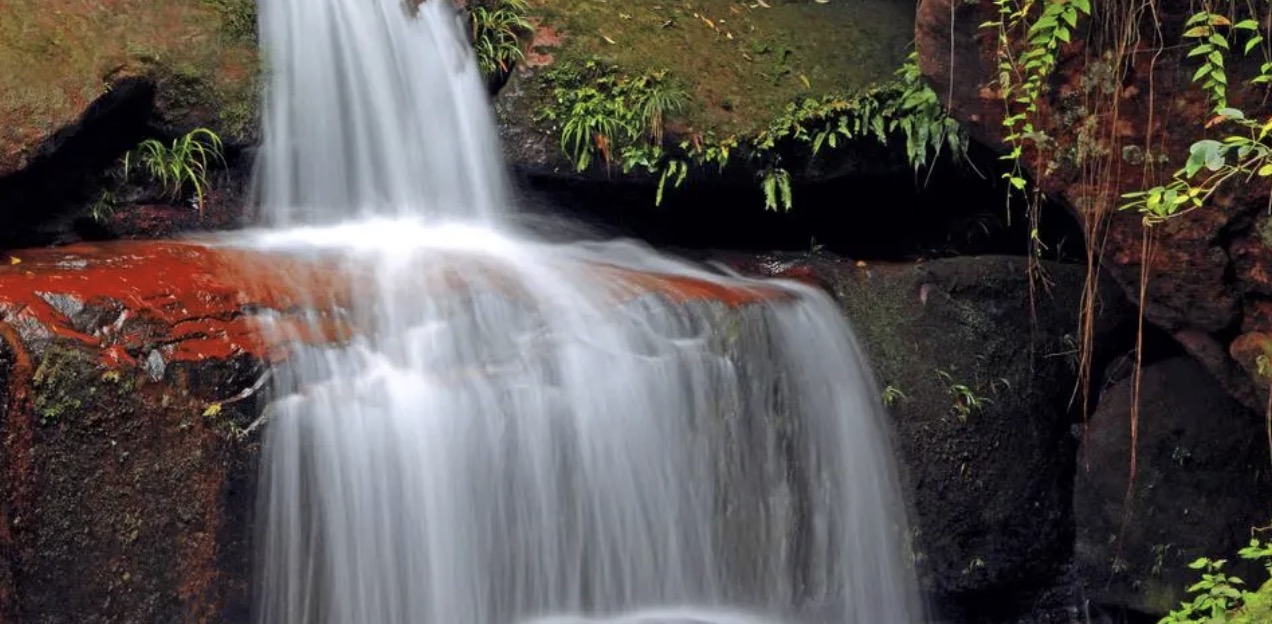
[0,77,158,250]
[508,142,1089,265]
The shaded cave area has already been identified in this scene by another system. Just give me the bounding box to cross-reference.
[509,143,1089,266]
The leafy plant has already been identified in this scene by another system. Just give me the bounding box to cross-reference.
[539,45,964,211]
[985,0,1092,193]
[1122,112,1272,223]
[936,369,994,421]
[89,189,119,224]
[759,167,793,211]
[1121,11,1272,225]
[1161,529,1272,623]
[470,0,533,79]
[539,59,689,178]
[882,384,909,407]
[122,128,225,221]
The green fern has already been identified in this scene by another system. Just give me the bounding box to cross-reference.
[761,167,792,211]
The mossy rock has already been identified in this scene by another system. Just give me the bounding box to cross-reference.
[0,0,258,176]
[524,0,914,136]
[498,0,916,176]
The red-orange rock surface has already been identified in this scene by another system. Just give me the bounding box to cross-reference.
[916,0,1272,410]
[0,240,340,623]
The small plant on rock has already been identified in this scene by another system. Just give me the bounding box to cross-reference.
[121,128,225,221]
[881,384,908,407]
[936,369,993,421]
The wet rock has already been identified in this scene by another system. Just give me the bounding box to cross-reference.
[1074,357,1272,619]
[731,253,1134,621]
[0,240,339,623]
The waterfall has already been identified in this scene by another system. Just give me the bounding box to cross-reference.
[245,0,923,623]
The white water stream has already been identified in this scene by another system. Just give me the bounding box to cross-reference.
[245,1,923,623]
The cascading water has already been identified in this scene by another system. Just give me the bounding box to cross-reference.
[244,0,923,623]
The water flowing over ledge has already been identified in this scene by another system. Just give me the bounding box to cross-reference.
[243,0,923,621]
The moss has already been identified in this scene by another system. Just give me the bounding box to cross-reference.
[526,0,913,137]
[32,343,141,427]
[199,0,258,43]
[32,344,101,426]
[0,0,258,168]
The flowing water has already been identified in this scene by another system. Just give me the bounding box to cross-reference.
[245,0,922,623]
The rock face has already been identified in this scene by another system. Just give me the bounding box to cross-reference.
[0,240,346,623]
[1075,357,1272,618]
[0,0,258,248]
[0,241,1124,623]
[914,0,1272,412]
[728,253,1132,621]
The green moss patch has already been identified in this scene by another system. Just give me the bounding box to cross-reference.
[528,0,914,137]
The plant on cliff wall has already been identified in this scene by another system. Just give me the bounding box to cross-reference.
[539,50,964,210]
[538,58,689,173]
[1120,13,1272,225]
[121,128,225,221]
[1161,527,1272,623]
[982,0,1091,260]
[470,0,533,79]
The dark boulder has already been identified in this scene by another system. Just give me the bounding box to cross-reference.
[1075,356,1272,619]
[731,253,1134,621]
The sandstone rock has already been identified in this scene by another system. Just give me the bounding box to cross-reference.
[1074,357,1272,618]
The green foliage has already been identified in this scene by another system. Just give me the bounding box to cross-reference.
[538,58,689,180]
[984,0,1093,193]
[1182,12,1267,113]
[760,167,793,211]
[470,0,533,79]
[121,128,225,221]
[881,384,908,407]
[90,189,119,224]
[1122,112,1272,223]
[539,50,963,210]
[935,369,1002,421]
[1161,530,1272,623]
[1121,8,1272,225]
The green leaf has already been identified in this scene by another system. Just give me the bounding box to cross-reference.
[1235,19,1260,31]
[1189,43,1215,57]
